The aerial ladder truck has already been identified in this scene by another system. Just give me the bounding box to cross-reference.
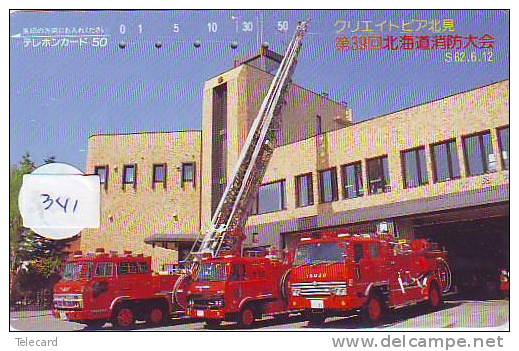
[171,21,310,327]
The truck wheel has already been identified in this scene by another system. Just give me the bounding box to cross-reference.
[306,312,326,326]
[362,292,385,325]
[428,282,443,310]
[238,306,256,328]
[147,305,167,326]
[204,319,222,328]
[112,306,135,329]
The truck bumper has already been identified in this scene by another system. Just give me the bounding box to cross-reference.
[290,295,361,314]
[186,308,227,321]
[53,309,110,322]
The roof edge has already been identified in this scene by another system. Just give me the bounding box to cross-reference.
[88,129,202,139]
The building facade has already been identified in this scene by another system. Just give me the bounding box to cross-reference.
[80,131,201,270]
[81,49,509,284]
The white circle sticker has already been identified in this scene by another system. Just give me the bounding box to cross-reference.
[18,163,101,240]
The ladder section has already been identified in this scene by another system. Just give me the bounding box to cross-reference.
[187,21,310,262]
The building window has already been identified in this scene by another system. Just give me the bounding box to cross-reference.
[318,167,338,203]
[94,166,108,190]
[181,163,195,186]
[497,126,509,170]
[367,156,390,194]
[401,147,428,188]
[251,180,286,215]
[295,173,314,207]
[152,164,167,189]
[316,115,322,135]
[122,164,137,189]
[431,139,460,183]
[462,131,496,176]
[341,162,364,199]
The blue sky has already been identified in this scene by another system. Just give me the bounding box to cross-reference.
[10,10,509,170]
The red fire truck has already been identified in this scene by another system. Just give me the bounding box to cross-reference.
[52,249,183,328]
[184,253,293,328]
[288,231,451,325]
[499,268,510,296]
[173,21,311,329]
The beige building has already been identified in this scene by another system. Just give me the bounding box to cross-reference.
[81,48,509,288]
[81,131,201,270]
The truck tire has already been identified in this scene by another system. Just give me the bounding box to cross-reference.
[112,305,135,329]
[237,306,256,329]
[279,269,291,303]
[428,282,443,310]
[362,292,385,325]
[435,258,452,293]
[172,273,192,310]
[147,304,168,326]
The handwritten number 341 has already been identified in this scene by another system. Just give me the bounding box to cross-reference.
[41,194,79,213]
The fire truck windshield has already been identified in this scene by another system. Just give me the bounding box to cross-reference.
[63,262,93,281]
[294,243,347,266]
[196,262,227,282]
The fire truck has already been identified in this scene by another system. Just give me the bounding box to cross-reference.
[184,253,293,328]
[288,231,452,325]
[52,249,182,328]
[499,268,509,296]
[172,21,311,328]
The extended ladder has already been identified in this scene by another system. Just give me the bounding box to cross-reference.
[185,20,310,264]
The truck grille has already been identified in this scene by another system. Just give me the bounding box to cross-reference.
[291,282,347,296]
[189,295,224,310]
[53,294,83,309]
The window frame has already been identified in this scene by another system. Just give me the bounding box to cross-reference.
[369,243,380,259]
[152,163,167,189]
[353,244,364,263]
[341,161,364,199]
[318,167,339,203]
[118,262,139,275]
[462,130,495,176]
[251,179,287,215]
[122,164,137,189]
[181,162,196,187]
[401,146,429,189]
[430,139,461,183]
[94,262,114,277]
[497,125,509,170]
[295,172,314,208]
[316,115,322,135]
[366,155,391,195]
[94,165,109,190]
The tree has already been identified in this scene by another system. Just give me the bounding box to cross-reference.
[10,153,36,269]
[43,155,56,164]
[10,153,74,305]
[10,153,36,303]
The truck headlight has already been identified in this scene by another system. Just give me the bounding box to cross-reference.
[188,298,194,306]
[333,287,347,296]
[292,288,301,297]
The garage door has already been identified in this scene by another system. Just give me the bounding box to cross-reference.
[415,216,509,297]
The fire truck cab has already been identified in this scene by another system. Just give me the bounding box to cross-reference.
[288,232,451,325]
[52,249,181,329]
[185,254,292,328]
